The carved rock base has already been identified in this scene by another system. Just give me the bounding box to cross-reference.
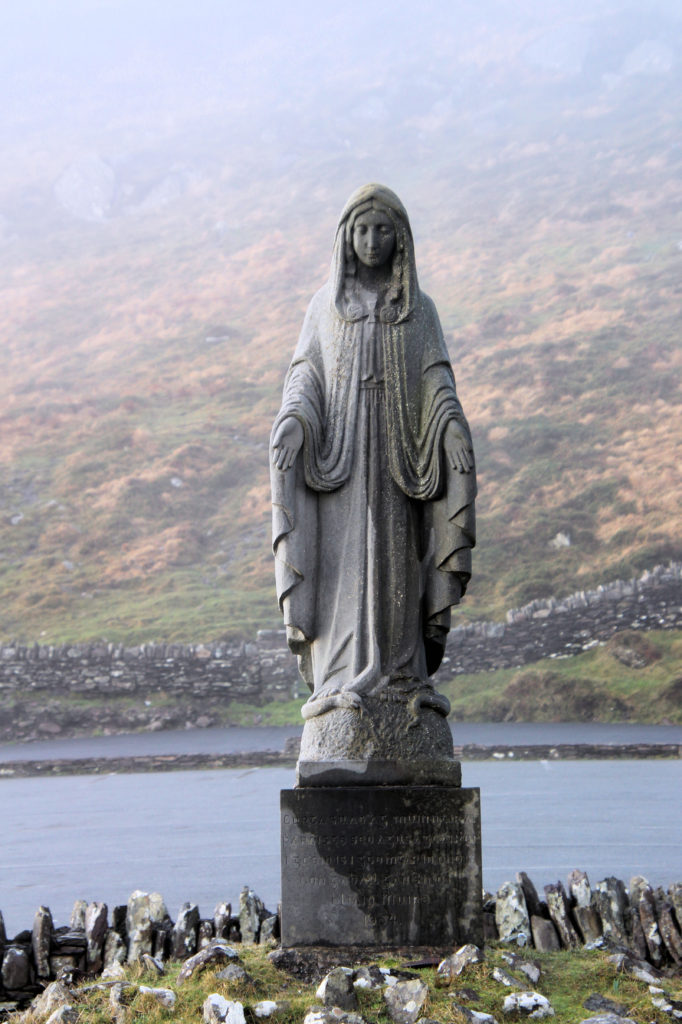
[297,693,457,786]
[280,785,482,947]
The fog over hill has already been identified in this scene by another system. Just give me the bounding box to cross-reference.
[0,0,680,642]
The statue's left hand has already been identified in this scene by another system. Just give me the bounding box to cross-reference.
[444,420,474,474]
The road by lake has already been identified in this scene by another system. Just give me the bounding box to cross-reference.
[1,759,680,937]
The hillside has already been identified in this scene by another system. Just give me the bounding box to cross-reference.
[0,2,681,645]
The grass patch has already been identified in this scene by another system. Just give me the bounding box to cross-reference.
[52,943,682,1024]
[442,630,682,724]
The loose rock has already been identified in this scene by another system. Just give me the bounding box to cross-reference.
[436,945,484,986]
[502,992,554,1018]
[204,995,247,1024]
[253,1001,291,1018]
[492,967,517,987]
[177,943,240,985]
[139,985,177,1009]
[579,1016,636,1024]
[141,952,165,976]
[30,979,73,1019]
[216,963,252,984]
[45,1007,79,1024]
[353,966,386,990]
[452,1007,498,1024]
[582,995,629,1016]
[316,967,358,1011]
[384,978,429,1024]
[2,946,31,990]
[303,1009,365,1024]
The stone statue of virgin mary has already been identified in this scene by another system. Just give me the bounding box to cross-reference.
[270,184,476,783]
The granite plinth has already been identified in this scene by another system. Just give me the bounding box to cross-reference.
[280,785,482,947]
[296,759,461,787]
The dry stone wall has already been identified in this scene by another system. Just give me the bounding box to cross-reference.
[2,870,681,1010]
[0,563,680,742]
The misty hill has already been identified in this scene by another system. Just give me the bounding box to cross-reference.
[0,0,680,644]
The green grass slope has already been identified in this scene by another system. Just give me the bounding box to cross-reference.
[0,51,681,647]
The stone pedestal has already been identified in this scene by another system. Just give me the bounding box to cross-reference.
[280,785,482,947]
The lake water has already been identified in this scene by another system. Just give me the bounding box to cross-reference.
[1,721,680,761]
[1,759,681,937]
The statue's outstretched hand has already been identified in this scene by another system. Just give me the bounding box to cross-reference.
[271,417,304,471]
[444,419,474,474]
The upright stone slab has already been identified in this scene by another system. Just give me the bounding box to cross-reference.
[281,784,482,947]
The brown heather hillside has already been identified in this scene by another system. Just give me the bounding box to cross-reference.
[0,22,681,645]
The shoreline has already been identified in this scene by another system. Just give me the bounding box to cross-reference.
[1,741,680,778]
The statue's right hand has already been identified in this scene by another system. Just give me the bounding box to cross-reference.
[271,417,304,471]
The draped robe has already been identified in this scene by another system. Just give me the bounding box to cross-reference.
[270,186,476,714]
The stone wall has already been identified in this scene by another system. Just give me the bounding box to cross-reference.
[0,563,680,742]
[2,871,681,1010]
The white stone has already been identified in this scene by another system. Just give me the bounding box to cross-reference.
[254,1002,279,1017]
[140,986,176,1009]
[503,992,554,1018]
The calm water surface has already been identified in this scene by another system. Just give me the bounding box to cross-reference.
[1,760,681,937]
[1,721,680,761]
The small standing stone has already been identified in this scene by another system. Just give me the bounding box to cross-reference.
[103,929,127,969]
[629,877,663,967]
[126,890,168,961]
[496,883,531,945]
[260,914,279,942]
[172,902,200,959]
[657,898,682,963]
[85,901,109,971]
[567,871,602,944]
[593,879,629,946]
[517,872,545,920]
[544,883,580,949]
[214,902,232,939]
[239,886,266,944]
[33,905,54,978]
[384,978,429,1024]
[70,900,88,931]
[528,913,561,950]
[199,920,215,949]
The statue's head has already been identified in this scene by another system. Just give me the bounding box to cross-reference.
[332,184,418,324]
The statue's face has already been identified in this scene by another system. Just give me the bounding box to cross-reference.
[352,210,396,269]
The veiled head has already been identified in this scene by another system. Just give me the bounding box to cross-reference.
[331,184,419,324]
